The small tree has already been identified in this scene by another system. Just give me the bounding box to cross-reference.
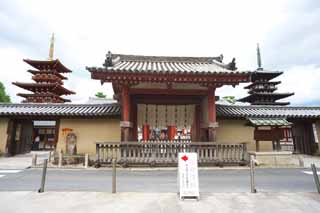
[0,82,11,103]
[95,92,106,98]
[222,96,236,104]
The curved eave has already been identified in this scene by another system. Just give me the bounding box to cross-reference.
[23,59,72,73]
[88,67,251,86]
[239,93,294,102]
[12,82,75,95]
[251,71,283,81]
[248,88,278,94]
[244,81,281,89]
[27,70,68,80]
[17,93,71,102]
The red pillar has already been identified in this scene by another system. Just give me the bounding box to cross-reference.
[191,104,201,142]
[131,102,138,141]
[120,85,131,142]
[208,87,218,142]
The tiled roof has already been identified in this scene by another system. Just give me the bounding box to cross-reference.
[0,103,120,117]
[87,53,251,74]
[216,104,320,119]
[247,118,292,126]
[0,103,319,119]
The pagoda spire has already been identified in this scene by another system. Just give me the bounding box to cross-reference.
[257,43,263,70]
[12,33,75,103]
[48,33,55,60]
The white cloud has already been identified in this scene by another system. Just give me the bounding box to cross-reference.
[0,47,30,103]
[277,65,320,105]
[1,0,319,105]
[64,75,114,103]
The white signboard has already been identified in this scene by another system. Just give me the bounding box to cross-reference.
[178,152,200,200]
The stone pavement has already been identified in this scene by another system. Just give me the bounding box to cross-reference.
[0,192,319,213]
[300,154,320,168]
[0,151,49,169]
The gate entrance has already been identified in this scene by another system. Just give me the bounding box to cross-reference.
[7,119,58,156]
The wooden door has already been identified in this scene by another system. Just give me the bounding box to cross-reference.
[8,120,33,155]
[19,120,33,154]
[292,121,314,155]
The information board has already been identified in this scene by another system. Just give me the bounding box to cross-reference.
[178,152,200,200]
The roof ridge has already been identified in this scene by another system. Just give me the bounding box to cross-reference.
[0,103,120,107]
[216,104,320,110]
[112,54,222,63]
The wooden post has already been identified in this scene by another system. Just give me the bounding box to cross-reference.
[276,140,281,151]
[250,155,257,193]
[207,87,217,142]
[58,151,62,168]
[32,154,37,167]
[311,164,320,193]
[121,85,131,142]
[84,154,89,168]
[48,151,52,163]
[38,159,48,193]
[112,159,117,193]
[255,140,260,152]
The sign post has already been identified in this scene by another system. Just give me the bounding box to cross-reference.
[178,153,200,200]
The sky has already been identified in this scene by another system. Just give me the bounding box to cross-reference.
[0,0,319,105]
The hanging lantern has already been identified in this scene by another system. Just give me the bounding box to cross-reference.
[143,124,150,141]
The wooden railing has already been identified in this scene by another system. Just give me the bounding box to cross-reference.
[95,141,248,166]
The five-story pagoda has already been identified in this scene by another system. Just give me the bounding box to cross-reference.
[238,44,294,105]
[13,34,75,103]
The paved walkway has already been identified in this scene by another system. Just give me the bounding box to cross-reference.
[0,151,49,169]
[300,155,320,168]
[0,192,319,213]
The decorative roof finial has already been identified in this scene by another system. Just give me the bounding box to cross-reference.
[257,43,263,70]
[48,33,55,60]
[104,51,113,67]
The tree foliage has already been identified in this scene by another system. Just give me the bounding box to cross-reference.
[222,96,236,104]
[95,92,106,98]
[0,82,11,103]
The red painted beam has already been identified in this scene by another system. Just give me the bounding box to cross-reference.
[91,71,250,85]
[129,88,208,95]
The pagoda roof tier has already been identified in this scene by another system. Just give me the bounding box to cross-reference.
[32,74,63,84]
[248,88,277,94]
[244,81,281,89]
[23,59,72,73]
[17,93,71,103]
[27,70,67,80]
[12,82,75,95]
[238,92,294,102]
[251,70,283,81]
[87,53,251,86]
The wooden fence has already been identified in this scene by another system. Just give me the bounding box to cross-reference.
[95,141,248,166]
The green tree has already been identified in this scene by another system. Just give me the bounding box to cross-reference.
[0,82,11,103]
[95,92,106,98]
[222,96,236,104]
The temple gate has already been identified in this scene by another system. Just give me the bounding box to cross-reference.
[88,52,250,143]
